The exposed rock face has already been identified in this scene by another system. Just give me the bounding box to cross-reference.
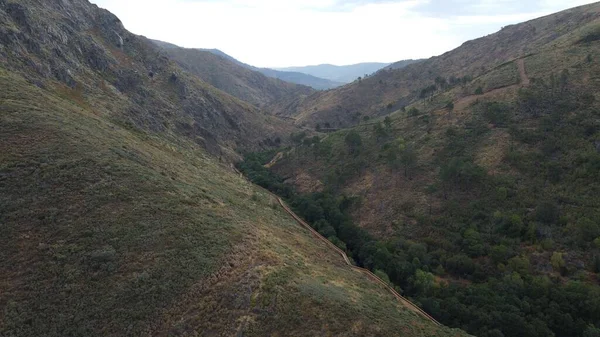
[0,0,295,154]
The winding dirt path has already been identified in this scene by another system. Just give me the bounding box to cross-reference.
[276,198,440,325]
[232,164,439,325]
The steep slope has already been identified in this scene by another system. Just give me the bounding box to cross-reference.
[271,2,600,129]
[0,68,468,337]
[277,62,394,83]
[0,0,294,158]
[263,4,600,337]
[0,0,469,336]
[152,42,315,108]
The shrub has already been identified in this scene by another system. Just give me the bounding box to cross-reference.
[536,202,559,224]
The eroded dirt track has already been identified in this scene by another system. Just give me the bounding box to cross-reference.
[276,197,441,325]
[232,164,440,324]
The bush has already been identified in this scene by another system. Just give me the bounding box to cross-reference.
[536,202,559,224]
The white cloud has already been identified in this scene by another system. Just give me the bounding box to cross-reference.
[91,0,597,67]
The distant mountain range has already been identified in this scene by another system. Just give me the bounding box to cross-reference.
[277,62,396,83]
[152,41,342,90]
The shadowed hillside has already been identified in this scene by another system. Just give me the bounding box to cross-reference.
[152,41,316,107]
[0,0,295,157]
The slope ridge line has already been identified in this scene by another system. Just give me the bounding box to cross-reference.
[232,165,440,324]
[276,197,441,325]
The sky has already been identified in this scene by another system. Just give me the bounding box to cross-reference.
[90,0,597,68]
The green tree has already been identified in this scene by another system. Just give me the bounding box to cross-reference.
[578,218,600,242]
[584,325,600,337]
[413,269,436,294]
[536,202,559,224]
[551,252,566,274]
[400,146,417,178]
[384,116,392,129]
[345,131,362,155]
[374,269,392,285]
[463,228,485,257]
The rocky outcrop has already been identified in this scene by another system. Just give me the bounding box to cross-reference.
[0,0,296,154]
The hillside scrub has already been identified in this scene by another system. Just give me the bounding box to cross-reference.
[248,64,600,337]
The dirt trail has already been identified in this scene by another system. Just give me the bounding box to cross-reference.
[453,57,530,112]
[264,152,284,168]
[231,164,439,325]
[276,198,441,325]
[517,58,530,86]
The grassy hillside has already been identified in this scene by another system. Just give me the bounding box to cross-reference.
[0,0,469,336]
[263,6,600,337]
[269,2,600,129]
[153,43,316,108]
[0,68,469,337]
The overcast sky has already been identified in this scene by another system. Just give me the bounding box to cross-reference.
[90,0,596,68]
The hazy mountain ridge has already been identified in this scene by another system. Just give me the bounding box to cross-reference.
[152,40,344,90]
[277,62,397,83]
[201,47,344,89]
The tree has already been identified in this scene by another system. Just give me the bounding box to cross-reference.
[584,325,600,337]
[551,252,566,275]
[536,202,559,224]
[475,87,484,95]
[446,101,455,111]
[374,123,387,141]
[577,217,600,242]
[463,228,485,257]
[400,146,417,178]
[384,116,392,129]
[375,269,392,285]
[345,131,362,155]
[412,269,436,295]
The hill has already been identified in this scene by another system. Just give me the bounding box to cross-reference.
[0,0,468,336]
[277,62,395,84]
[0,0,299,157]
[199,48,344,90]
[152,42,315,108]
[254,3,600,337]
[269,3,600,129]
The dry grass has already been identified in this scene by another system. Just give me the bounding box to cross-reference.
[0,67,467,336]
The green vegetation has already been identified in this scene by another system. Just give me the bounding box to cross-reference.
[260,62,600,337]
[0,61,465,336]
